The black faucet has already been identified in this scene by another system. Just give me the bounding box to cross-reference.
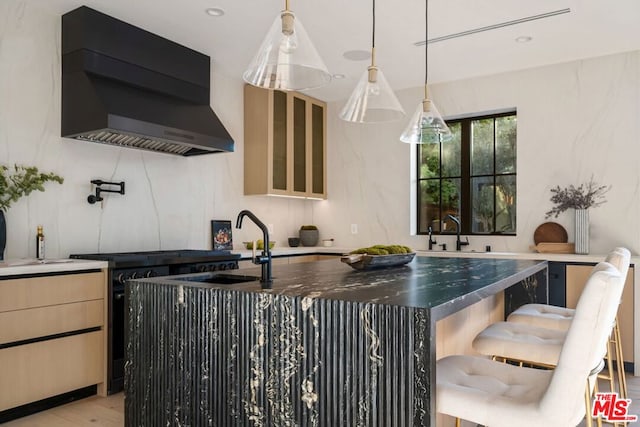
[427,226,437,250]
[446,214,470,251]
[236,210,272,289]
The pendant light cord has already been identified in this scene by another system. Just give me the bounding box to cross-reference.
[370,0,376,67]
[425,0,429,92]
[372,0,376,49]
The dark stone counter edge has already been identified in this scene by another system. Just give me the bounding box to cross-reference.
[430,260,548,321]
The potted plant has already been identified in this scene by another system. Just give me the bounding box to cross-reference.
[545,177,610,254]
[299,225,319,247]
[0,164,64,260]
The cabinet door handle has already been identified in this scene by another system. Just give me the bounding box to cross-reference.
[114,292,125,300]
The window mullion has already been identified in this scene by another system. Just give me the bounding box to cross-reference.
[460,120,471,234]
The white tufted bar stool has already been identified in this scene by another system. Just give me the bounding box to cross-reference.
[437,263,624,427]
[507,247,630,401]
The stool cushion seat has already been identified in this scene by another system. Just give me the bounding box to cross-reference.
[507,304,574,331]
[437,355,564,427]
[472,321,566,366]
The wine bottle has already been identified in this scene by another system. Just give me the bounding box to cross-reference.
[36,225,45,260]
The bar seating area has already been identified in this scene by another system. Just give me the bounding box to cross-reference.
[437,248,631,427]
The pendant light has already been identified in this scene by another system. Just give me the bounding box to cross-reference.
[339,0,405,123]
[243,0,331,91]
[399,0,451,143]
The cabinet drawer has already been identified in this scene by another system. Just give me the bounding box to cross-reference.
[0,299,103,345]
[0,272,105,312]
[0,331,104,411]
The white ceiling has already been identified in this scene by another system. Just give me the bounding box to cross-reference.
[38,0,640,101]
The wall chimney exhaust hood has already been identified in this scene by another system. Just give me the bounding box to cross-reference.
[62,6,234,156]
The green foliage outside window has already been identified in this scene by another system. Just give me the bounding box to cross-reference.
[417,113,516,235]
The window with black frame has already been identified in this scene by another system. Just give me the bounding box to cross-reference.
[417,111,516,235]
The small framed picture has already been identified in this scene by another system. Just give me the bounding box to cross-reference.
[211,220,233,251]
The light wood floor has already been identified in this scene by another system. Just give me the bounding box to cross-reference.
[4,375,640,426]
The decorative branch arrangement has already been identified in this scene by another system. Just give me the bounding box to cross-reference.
[545,177,610,219]
[0,165,64,211]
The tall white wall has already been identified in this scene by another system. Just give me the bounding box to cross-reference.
[0,2,315,259]
[321,51,640,254]
[2,2,639,259]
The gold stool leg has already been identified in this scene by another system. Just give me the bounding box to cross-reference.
[605,338,616,394]
[614,319,628,399]
[613,319,627,426]
[594,379,603,427]
[586,381,594,427]
[455,417,461,427]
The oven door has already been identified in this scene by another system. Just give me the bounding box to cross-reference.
[110,266,170,394]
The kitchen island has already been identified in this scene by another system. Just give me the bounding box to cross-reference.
[125,256,547,426]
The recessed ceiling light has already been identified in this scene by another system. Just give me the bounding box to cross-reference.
[515,36,533,43]
[205,8,225,17]
[332,73,346,80]
[342,50,371,61]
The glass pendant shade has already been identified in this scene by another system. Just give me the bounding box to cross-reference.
[339,66,405,123]
[243,11,331,91]
[400,97,452,144]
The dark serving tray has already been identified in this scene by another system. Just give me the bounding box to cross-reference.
[340,253,416,270]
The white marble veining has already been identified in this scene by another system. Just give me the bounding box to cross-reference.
[0,1,316,259]
[1,1,639,259]
[322,50,640,255]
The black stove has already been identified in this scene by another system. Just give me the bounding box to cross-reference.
[69,249,240,394]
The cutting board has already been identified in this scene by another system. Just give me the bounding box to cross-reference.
[533,222,568,245]
[530,243,575,254]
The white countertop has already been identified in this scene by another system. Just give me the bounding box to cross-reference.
[0,258,109,277]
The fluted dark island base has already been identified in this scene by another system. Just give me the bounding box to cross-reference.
[125,257,547,426]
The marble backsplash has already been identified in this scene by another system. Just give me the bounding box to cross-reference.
[1,1,639,258]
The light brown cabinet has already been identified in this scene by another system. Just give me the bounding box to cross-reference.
[566,265,634,365]
[244,85,327,199]
[0,271,108,411]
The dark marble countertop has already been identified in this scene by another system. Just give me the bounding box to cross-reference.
[139,257,547,320]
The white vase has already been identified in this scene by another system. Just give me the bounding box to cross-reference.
[575,209,589,254]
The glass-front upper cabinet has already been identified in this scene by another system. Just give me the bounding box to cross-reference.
[244,85,326,199]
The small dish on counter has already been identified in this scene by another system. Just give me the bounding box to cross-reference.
[341,253,416,270]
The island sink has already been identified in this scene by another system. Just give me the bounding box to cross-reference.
[202,273,260,285]
[166,272,260,285]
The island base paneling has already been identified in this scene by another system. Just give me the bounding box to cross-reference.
[125,283,432,426]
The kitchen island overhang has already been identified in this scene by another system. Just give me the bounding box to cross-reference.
[125,257,547,426]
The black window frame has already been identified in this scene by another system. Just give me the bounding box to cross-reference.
[416,110,517,236]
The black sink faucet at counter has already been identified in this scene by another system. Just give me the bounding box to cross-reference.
[447,214,470,251]
[236,210,272,289]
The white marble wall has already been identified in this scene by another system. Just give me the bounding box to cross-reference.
[2,1,639,259]
[322,51,640,254]
[0,1,314,259]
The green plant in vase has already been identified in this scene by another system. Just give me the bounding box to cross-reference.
[0,164,64,260]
